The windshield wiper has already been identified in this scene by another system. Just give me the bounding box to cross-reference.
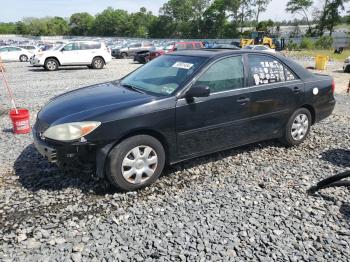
[121,83,145,94]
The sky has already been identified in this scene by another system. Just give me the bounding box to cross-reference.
[0,0,348,23]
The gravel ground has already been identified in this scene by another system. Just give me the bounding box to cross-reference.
[0,59,350,261]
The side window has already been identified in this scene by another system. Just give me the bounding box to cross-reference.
[9,47,21,51]
[248,55,285,86]
[186,43,193,49]
[63,43,79,51]
[0,47,8,52]
[196,56,244,93]
[285,67,296,81]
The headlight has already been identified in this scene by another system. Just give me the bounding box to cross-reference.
[345,58,350,63]
[43,121,101,142]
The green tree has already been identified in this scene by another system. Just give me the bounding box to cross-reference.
[0,23,16,34]
[69,12,94,36]
[129,7,156,37]
[148,15,176,38]
[317,0,349,36]
[202,0,227,38]
[253,0,271,23]
[92,7,130,36]
[47,17,69,35]
[286,0,313,33]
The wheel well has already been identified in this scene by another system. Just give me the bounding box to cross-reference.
[45,57,60,65]
[117,130,169,162]
[93,56,105,64]
[301,104,316,125]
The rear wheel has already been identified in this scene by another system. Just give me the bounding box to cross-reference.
[106,135,165,191]
[19,55,28,62]
[344,65,350,73]
[44,58,59,71]
[91,57,104,69]
[281,108,311,146]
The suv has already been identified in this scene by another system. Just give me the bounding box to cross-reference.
[149,41,203,61]
[112,42,154,58]
[30,41,112,71]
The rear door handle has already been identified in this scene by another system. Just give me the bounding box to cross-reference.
[293,86,301,93]
[237,97,250,104]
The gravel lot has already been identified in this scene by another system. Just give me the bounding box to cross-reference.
[0,58,350,261]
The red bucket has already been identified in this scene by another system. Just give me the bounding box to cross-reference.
[9,108,31,134]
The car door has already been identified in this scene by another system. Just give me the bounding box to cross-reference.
[0,47,10,61]
[8,47,22,61]
[78,42,97,64]
[246,54,304,141]
[128,43,142,56]
[175,55,252,158]
[59,43,81,65]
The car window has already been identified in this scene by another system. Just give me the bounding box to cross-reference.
[80,42,101,50]
[196,56,244,93]
[255,46,266,50]
[8,47,21,51]
[186,43,193,49]
[0,47,8,52]
[63,43,79,51]
[285,67,296,81]
[248,55,285,86]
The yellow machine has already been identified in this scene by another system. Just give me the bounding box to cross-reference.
[240,31,277,49]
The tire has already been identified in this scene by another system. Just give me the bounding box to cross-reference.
[281,108,312,146]
[44,58,59,71]
[87,65,92,69]
[106,135,166,191]
[19,55,28,62]
[121,52,128,59]
[91,57,104,69]
[344,65,350,73]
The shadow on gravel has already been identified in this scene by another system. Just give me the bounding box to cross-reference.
[320,149,350,168]
[28,67,90,72]
[14,144,112,195]
[14,140,284,195]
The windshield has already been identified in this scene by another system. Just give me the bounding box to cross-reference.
[53,44,64,51]
[121,55,207,95]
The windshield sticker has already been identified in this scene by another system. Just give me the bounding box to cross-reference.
[172,62,194,70]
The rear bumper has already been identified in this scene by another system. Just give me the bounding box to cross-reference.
[315,99,336,123]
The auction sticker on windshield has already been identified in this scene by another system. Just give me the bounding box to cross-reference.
[172,62,194,70]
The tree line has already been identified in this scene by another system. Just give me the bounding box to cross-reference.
[0,0,348,38]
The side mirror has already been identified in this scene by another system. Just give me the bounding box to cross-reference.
[186,85,210,100]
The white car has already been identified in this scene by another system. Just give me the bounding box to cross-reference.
[243,45,276,53]
[30,41,112,71]
[343,57,350,73]
[0,46,34,62]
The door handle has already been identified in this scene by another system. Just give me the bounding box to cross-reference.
[237,97,250,104]
[293,86,301,93]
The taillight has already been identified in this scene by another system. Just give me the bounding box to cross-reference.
[331,79,335,94]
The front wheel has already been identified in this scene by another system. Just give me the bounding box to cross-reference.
[106,135,165,191]
[44,58,59,71]
[281,108,312,146]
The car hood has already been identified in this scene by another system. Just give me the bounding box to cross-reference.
[37,81,156,128]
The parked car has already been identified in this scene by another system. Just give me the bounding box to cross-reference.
[33,49,335,191]
[30,41,112,71]
[343,57,350,72]
[211,44,240,50]
[112,42,154,58]
[133,50,152,64]
[18,45,40,52]
[149,41,204,61]
[0,46,33,62]
[243,45,276,53]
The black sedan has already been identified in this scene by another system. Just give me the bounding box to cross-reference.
[33,50,335,191]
